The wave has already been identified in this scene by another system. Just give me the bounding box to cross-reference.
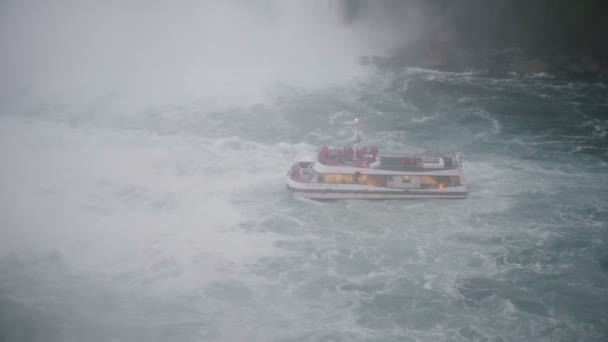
[411,113,439,123]
[471,109,501,134]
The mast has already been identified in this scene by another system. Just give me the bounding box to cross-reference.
[353,117,363,160]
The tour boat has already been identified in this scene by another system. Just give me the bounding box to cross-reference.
[286,118,467,199]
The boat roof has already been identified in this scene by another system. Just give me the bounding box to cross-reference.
[312,160,461,176]
[315,145,461,174]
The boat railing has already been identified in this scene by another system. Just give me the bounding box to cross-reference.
[378,151,464,170]
[379,151,460,159]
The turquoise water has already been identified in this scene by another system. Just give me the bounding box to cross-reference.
[1,67,607,341]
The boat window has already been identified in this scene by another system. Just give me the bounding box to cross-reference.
[423,157,441,164]
[359,175,387,187]
[298,161,312,168]
[323,174,354,183]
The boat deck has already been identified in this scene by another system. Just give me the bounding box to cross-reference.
[317,146,461,172]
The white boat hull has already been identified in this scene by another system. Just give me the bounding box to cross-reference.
[286,178,467,200]
[292,191,467,200]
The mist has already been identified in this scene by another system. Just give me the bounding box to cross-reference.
[1,1,607,342]
[0,0,385,113]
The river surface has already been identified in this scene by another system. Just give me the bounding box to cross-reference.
[1,65,607,342]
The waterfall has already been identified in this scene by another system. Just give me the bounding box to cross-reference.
[0,0,382,111]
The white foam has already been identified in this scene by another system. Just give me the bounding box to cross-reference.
[411,113,439,123]
[0,117,285,290]
[405,67,477,78]
[473,109,501,134]
[524,72,554,79]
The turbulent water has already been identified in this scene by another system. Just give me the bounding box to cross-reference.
[1,2,608,342]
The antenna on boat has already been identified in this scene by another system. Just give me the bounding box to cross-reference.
[353,117,363,160]
[353,117,363,143]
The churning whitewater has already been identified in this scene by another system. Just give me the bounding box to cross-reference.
[1,1,607,342]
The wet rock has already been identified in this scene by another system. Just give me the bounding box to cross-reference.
[566,60,585,74]
[600,66,608,79]
[466,49,515,73]
[510,58,548,74]
[580,55,600,73]
[553,54,571,69]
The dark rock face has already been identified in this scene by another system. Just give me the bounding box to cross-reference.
[365,42,608,80]
[566,61,585,74]
[553,54,571,69]
[346,0,608,79]
[344,0,608,57]
[510,58,549,74]
[581,56,600,73]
